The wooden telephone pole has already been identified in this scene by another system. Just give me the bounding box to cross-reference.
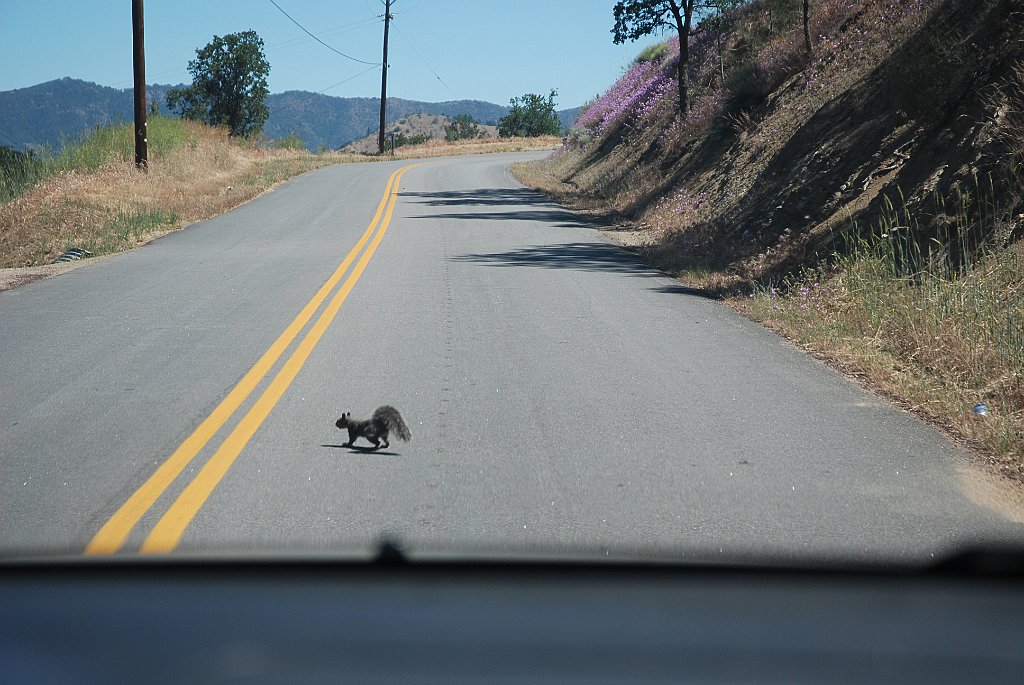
[377,0,392,155]
[132,0,148,169]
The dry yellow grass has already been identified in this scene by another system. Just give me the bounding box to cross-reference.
[371,135,561,160]
[0,120,352,268]
[738,234,1024,482]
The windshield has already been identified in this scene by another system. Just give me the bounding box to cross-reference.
[1,0,1022,567]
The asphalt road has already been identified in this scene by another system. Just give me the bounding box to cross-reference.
[1,152,1021,563]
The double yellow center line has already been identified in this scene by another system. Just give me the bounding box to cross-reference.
[85,163,419,555]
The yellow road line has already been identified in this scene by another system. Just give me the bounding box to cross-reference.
[140,168,411,553]
[85,164,416,555]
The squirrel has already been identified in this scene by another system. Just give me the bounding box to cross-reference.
[335,405,411,450]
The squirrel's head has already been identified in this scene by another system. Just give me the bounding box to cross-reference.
[335,412,351,429]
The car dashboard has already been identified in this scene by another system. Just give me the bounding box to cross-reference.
[1,548,1022,684]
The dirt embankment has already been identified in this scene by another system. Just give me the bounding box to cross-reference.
[515,0,1024,483]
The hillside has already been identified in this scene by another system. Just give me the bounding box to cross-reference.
[517,0,1024,479]
[0,78,178,151]
[0,78,583,152]
[340,113,499,154]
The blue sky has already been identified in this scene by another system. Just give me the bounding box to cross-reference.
[0,1,664,110]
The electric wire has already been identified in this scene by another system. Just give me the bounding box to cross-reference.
[391,21,458,99]
[267,16,382,53]
[317,63,381,94]
[268,0,379,66]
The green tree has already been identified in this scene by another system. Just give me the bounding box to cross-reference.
[497,90,561,137]
[393,132,431,148]
[167,30,270,139]
[698,0,746,85]
[612,0,706,115]
[444,114,484,142]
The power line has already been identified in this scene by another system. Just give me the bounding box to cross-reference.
[268,0,379,66]
[317,64,381,94]
[391,21,457,100]
[266,16,381,53]
[260,62,381,124]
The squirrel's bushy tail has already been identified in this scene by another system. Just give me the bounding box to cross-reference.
[374,405,412,442]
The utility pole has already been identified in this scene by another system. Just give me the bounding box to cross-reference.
[132,0,148,170]
[377,0,392,155]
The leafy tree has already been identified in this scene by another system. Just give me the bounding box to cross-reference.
[698,0,746,85]
[167,30,270,139]
[444,114,484,142]
[393,132,431,148]
[613,0,700,115]
[497,90,561,137]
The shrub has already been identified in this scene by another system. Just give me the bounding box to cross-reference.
[444,114,484,142]
[393,132,430,148]
[272,131,307,151]
[565,127,593,146]
[726,60,771,111]
[887,33,958,119]
[634,42,669,64]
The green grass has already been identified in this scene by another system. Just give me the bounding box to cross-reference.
[74,208,180,256]
[55,115,196,170]
[0,116,197,202]
[271,131,307,151]
[634,42,669,64]
[748,186,1024,475]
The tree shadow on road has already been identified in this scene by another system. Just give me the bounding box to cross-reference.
[401,187,601,230]
[452,241,660,276]
[451,242,722,300]
[411,209,593,229]
[401,187,543,207]
[405,188,719,300]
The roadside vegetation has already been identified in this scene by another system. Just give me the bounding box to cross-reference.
[167,30,271,139]
[498,90,563,138]
[445,114,487,142]
[382,135,560,158]
[0,117,347,268]
[515,0,1024,479]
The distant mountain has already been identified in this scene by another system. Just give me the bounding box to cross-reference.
[0,78,177,151]
[557,106,584,131]
[0,78,584,152]
[265,92,510,151]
